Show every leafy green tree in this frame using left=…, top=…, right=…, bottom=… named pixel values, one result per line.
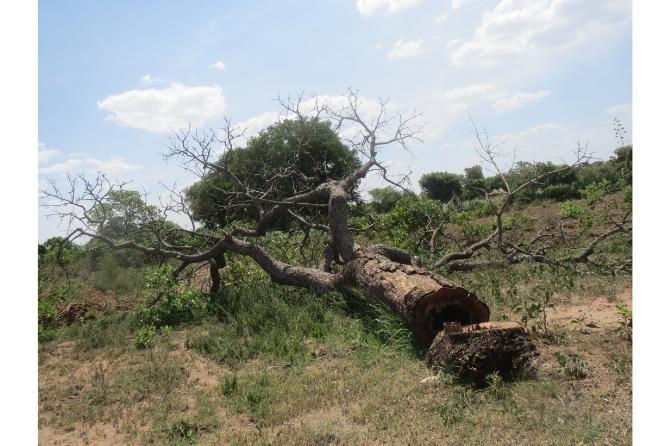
left=368, top=186, right=412, bottom=214
left=184, top=118, right=361, bottom=229
left=418, top=172, right=463, bottom=202
left=464, top=165, right=484, bottom=180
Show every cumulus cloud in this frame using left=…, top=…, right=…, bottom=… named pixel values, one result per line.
left=85, top=157, right=142, bottom=174
left=209, top=61, right=227, bottom=70
left=439, top=83, right=496, bottom=100
left=38, top=143, right=60, bottom=164
left=491, top=90, right=551, bottom=114
left=372, top=43, right=383, bottom=50
left=356, top=0, right=424, bottom=15
left=38, top=159, right=83, bottom=174
left=97, top=82, right=226, bottom=133
left=142, top=75, right=167, bottom=85
left=386, top=39, right=424, bottom=61
left=450, top=0, right=631, bottom=67
left=607, top=103, right=631, bottom=115
left=435, top=14, right=448, bottom=23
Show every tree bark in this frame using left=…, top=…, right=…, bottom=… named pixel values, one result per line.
left=335, top=246, right=490, bottom=346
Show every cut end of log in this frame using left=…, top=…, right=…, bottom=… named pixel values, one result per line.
left=425, top=321, right=538, bottom=387
left=413, top=287, right=490, bottom=345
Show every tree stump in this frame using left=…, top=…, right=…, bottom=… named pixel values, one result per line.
left=425, top=321, right=538, bottom=387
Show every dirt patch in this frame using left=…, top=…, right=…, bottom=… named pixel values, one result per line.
left=549, top=285, right=632, bottom=331
left=38, top=422, right=129, bottom=446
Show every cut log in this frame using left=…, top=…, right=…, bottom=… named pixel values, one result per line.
left=426, top=321, right=538, bottom=387
left=337, top=247, right=491, bottom=345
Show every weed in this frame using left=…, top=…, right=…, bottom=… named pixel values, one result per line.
left=614, top=304, right=632, bottom=340
left=570, top=315, right=599, bottom=333
left=133, top=324, right=156, bottom=349
left=554, top=350, right=587, bottom=380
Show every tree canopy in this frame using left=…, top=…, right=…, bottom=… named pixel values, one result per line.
left=184, top=118, right=361, bottom=230
left=418, top=172, right=463, bottom=202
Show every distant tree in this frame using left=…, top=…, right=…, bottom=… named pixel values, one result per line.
left=184, top=118, right=361, bottom=230
left=464, top=165, right=484, bottom=180
left=419, top=172, right=463, bottom=202
left=368, top=186, right=412, bottom=213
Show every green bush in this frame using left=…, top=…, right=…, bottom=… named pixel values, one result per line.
left=137, top=267, right=209, bottom=328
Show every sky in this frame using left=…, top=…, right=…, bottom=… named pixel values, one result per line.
left=37, top=0, right=632, bottom=243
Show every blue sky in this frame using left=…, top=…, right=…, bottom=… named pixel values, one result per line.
left=37, top=0, right=632, bottom=243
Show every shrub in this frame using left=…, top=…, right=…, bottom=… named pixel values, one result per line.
left=137, top=267, right=209, bottom=328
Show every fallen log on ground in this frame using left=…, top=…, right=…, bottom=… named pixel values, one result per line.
left=336, top=246, right=491, bottom=345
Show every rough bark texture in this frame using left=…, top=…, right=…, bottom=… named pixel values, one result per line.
left=426, top=321, right=538, bottom=387
left=337, top=247, right=491, bottom=345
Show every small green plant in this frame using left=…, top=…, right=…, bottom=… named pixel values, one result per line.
left=560, top=200, right=582, bottom=219
left=512, top=289, right=554, bottom=336
left=614, top=304, right=632, bottom=340
left=485, top=371, right=510, bottom=400
left=221, top=375, right=238, bottom=396
left=570, top=315, right=598, bottom=333
left=133, top=324, right=157, bottom=349
left=554, top=350, right=587, bottom=379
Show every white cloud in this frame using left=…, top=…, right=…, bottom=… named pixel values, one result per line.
left=451, top=0, right=474, bottom=10
left=85, top=157, right=142, bottom=174
left=445, top=39, right=462, bottom=49
left=38, top=143, right=60, bottom=163
left=491, top=90, right=551, bottom=114
left=440, top=83, right=496, bottom=100
left=38, top=159, right=83, bottom=174
left=372, top=43, right=383, bottom=50
left=356, top=0, right=424, bottom=15
left=97, top=82, right=226, bottom=133
left=435, top=14, right=448, bottom=23
left=142, top=74, right=166, bottom=85
left=386, top=39, right=424, bottom=61
left=450, top=0, right=631, bottom=67
left=607, top=103, right=631, bottom=115
left=209, top=61, right=227, bottom=70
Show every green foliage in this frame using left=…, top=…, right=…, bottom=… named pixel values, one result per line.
left=360, top=300, right=416, bottom=352
left=368, top=187, right=412, bottom=214
left=559, top=172, right=632, bottom=234
left=380, top=196, right=444, bottom=252
left=614, top=304, right=632, bottom=340
left=554, top=350, right=587, bottom=380
left=560, top=200, right=582, bottom=219
left=189, top=284, right=343, bottom=365
left=133, top=324, right=157, bottom=349
left=460, top=222, right=490, bottom=245
left=38, top=237, right=86, bottom=266
left=419, top=171, right=463, bottom=202
left=464, top=165, right=484, bottom=180
left=137, top=267, right=209, bottom=328
left=184, top=118, right=361, bottom=229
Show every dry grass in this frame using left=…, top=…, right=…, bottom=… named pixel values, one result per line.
left=38, top=279, right=631, bottom=445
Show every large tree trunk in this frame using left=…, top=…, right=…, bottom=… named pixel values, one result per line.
left=336, top=246, right=491, bottom=345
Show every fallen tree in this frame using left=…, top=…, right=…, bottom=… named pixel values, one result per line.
left=41, top=91, right=494, bottom=347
